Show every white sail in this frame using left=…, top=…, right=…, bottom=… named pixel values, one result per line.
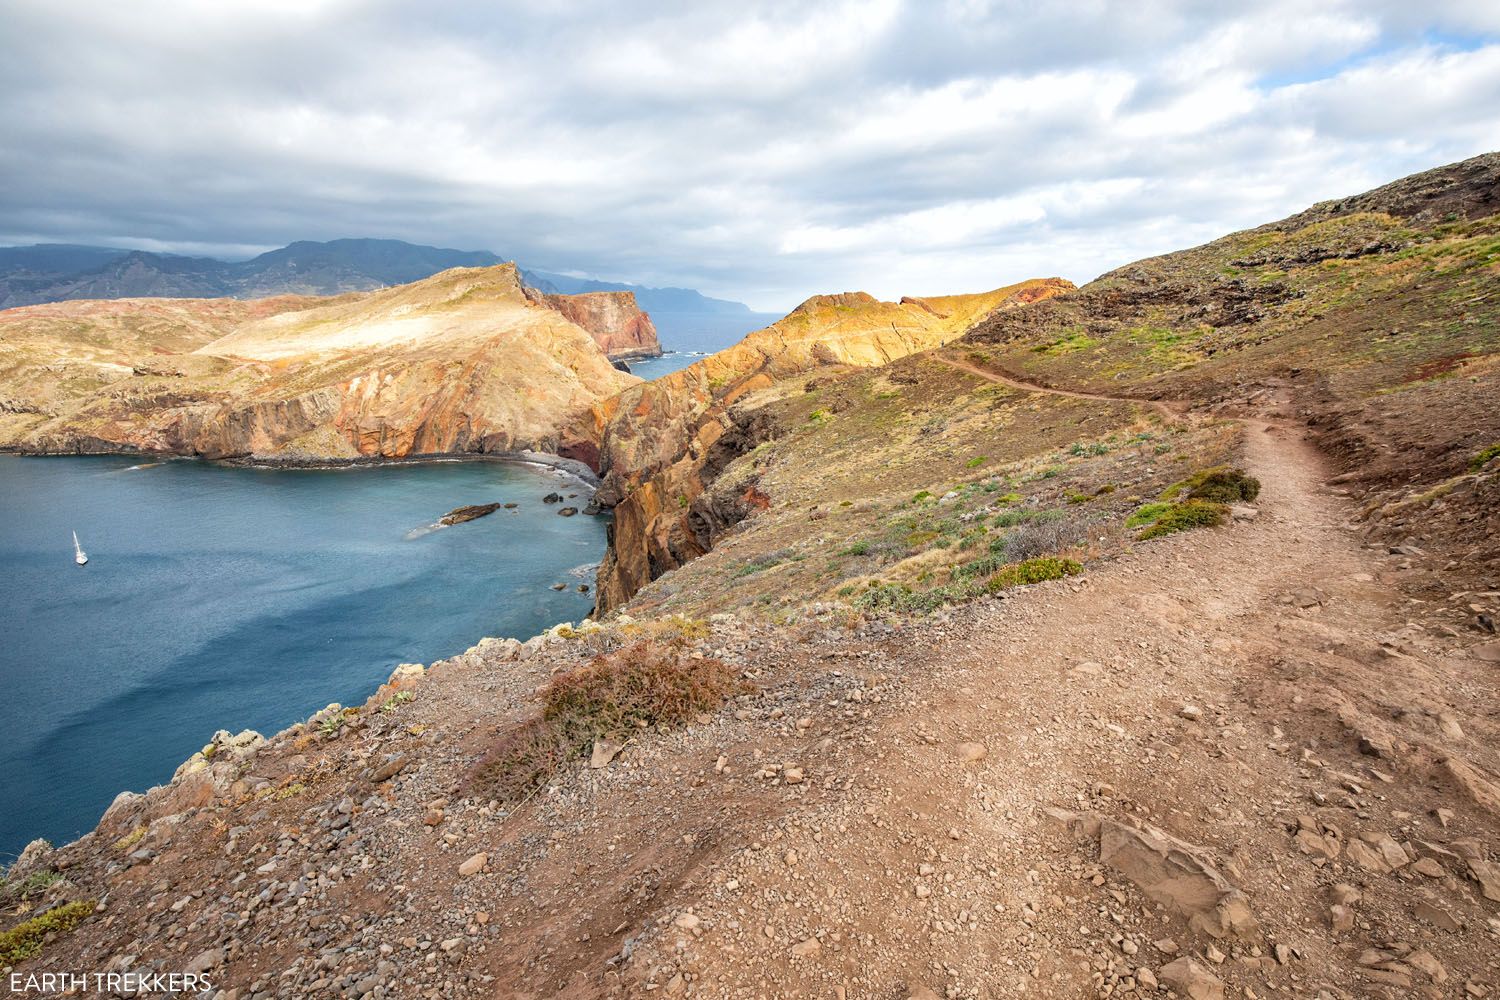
left=73, top=530, right=88, bottom=565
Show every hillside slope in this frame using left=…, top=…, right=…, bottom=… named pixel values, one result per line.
left=0, top=264, right=637, bottom=462
left=4, top=156, right=1500, bottom=1000
left=592, top=278, right=1074, bottom=609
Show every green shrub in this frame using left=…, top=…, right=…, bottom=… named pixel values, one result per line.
left=1470, top=442, right=1500, bottom=472
left=1136, top=499, right=1228, bottom=539
left=0, top=899, right=95, bottom=965
left=1162, top=466, right=1260, bottom=503
left=1126, top=501, right=1176, bottom=528
left=953, top=553, right=1007, bottom=579
left=841, top=540, right=870, bottom=556
left=1187, top=469, right=1261, bottom=503
left=853, top=580, right=981, bottom=614
left=985, top=557, right=1082, bottom=591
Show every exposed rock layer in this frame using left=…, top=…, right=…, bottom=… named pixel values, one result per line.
left=592, top=278, right=1074, bottom=609
left=530, top=289, right=662, bottom=360
left=0, top=264, right=636, bottom=463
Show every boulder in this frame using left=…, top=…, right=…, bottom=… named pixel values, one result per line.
left=1097, top=818, right=1259, bottom=939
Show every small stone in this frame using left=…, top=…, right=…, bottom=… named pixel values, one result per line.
left=1409, top=949, right=1448, bottom=983
left=790, top=937, right=821, bottom=958
left=590, top=739, right=625, bottom=769
left=1411, top=857, right=1445, bottom=878
left=1160, top=957, right=1224, bottom=1000
left=955, top=742, right=987, bottom=763
left=458, top=853, right=488, bottom=877
left=1469, top=859, right=1500, bottom=902
left=1179, top=705, right=1203, bottom=722
left=674, top=912, right=701, bottom=931
left=783, top=767, right=804, bottom=785
left=1413, top=899, right=1462, bottom=932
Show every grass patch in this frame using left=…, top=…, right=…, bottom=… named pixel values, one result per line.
left=1135, top=499, right=1229, bottom=540
left=852, top=580, right=983, bottom=615
left=467, top=642, right=739, bottom=802
left=1470, top=442, right=1500, bottom=471
left=1126, top=501, right=1175, bottom=528
left=965, top=456, right=987, bottom=469
left=0, top=870, right=60, bottom=903
left=1033, top=330, right=1099, bottom=355
left=0, top=899, right=96, bottom=966
left=985, top=557, right=1082, bottom=592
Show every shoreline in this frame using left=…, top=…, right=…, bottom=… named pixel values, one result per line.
left=0, top=451, right=610, bottom=862
left=0, top=446, right=604, bottom=489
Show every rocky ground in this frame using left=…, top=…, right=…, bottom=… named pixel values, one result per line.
left=6, top=374, right=1498, bottom=999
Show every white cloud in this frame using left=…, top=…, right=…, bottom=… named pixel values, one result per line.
left=0, top=0, right=1496, bottom=310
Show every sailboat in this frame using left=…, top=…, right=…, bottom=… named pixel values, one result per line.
left=73, top=530, right=88, bottom=566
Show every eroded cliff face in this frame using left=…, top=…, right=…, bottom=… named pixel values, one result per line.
left=531, top=289, right=662, bottom=360
left=0, top=264, right=637, bottom=464
left=592, top=277, right=1075, bottom=609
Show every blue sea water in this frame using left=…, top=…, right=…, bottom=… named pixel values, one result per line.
left=0, top=455, right=606, bottom=861
left=631, top=311, right=785, bottom=379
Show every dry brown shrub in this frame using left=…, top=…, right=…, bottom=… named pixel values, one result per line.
left=465, top=641, right=739, bottom=802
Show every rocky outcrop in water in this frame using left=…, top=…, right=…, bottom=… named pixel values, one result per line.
left=440, top=503, right=501, bottom=525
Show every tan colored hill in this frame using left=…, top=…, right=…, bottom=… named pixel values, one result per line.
left=591, top=277, right=1074, bottom=608
left=0, top=264, right=637, bottom=462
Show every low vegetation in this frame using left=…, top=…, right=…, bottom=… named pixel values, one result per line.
left=0, top=899, right=96, bottom=966
left=985, top=556, right=1082, bottom=591
left=467, top=641, right=740, bottom=802
left=1471, top=442, right=1500, bottom=471
left=1134, top=499, right=1229, bottom=539
left=0, top=869, right=61, bottom=903
left=1162, top=466, right=1261, bottom=503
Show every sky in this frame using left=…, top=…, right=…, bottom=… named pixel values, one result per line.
left=2, top=1, right=1499, bottom=311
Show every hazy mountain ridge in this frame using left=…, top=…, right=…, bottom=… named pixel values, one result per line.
left=0, top=239, right=763, bottom=324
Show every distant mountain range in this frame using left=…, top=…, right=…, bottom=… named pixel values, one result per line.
left=0, top=239, right=768, bottom=340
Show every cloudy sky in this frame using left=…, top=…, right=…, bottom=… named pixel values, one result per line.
left=2, top=1, right=1499, bottom=310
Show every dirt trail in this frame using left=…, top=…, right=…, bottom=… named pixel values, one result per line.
left=933, top=354, right=1181, bottom=420
left=626, top=387, right=1500, bottom=998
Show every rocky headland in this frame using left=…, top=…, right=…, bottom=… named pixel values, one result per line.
left=0, top=264, right=638, bottom=464
left=530, top=289, right=663, bottom=361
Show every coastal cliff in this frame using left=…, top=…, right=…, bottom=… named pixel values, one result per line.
left=590, top=277, right=1074, bottom=609
left=0, top=264, right=636, bottom=464
left=531, top=289, right=662, bottom=360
